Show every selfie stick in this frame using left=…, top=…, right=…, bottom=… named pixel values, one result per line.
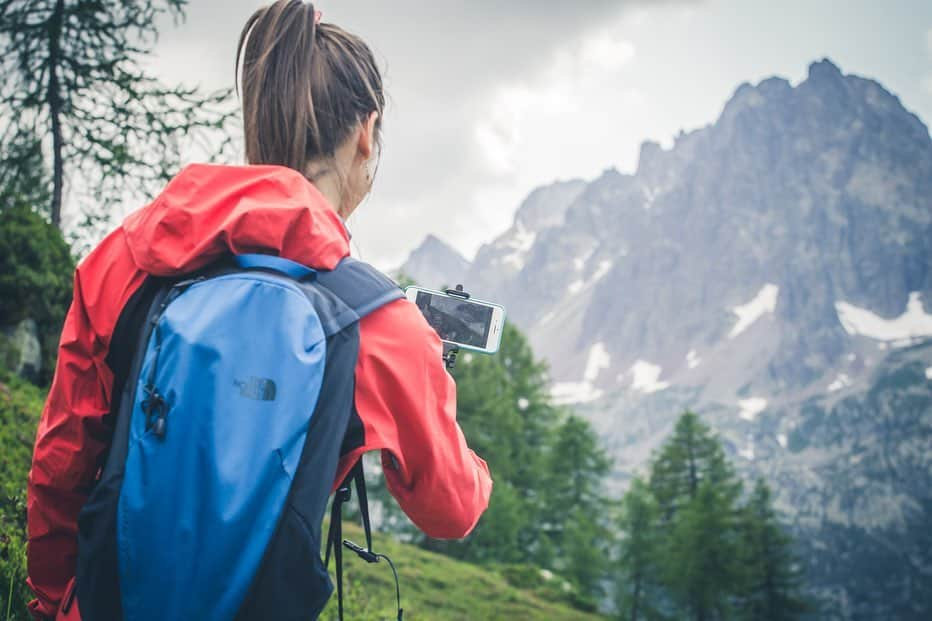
left=442, top=284, right=470, bottom=371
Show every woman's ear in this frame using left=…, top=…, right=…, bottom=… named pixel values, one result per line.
left=357, top=110, right=379, bottom=160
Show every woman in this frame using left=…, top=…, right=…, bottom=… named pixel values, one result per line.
left=26, top=2, right=492, bottom=619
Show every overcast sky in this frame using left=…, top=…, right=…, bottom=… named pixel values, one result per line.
left=145, top=0, right=932, bottom=270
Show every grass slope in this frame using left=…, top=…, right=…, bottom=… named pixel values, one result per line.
left=321, top=524, right=606, bottom=621
left=0, top=375, right=42, bottom=620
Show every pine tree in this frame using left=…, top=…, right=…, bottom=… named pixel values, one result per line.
left=544, top=415, right=611, bottom=515
left=736, top=479, right=809, bottom=621
left=615, top=477, right=663, bottom=621
left=0, top=0, right=235, bottom=228
left=665, top=480, right=741, bottom=621
left=649, top=412, right=741, bottom=520
left=541, top=415, right=612, bottom=600
left=648, top=412, right=743, bottom=621
left=563, top=507, right=609, bottom=610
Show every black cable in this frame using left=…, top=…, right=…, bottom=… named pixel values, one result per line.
left=376, top=553, right=403, bottom=621
left=343, top=541, right=404, bottom=620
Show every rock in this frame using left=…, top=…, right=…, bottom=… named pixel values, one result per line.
left=396, top=234, right=470, bottom=290
left=3, top=318, right=41, bottom=382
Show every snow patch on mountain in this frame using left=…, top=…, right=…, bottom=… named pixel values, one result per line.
left=926, top=367, right=932, bottom=380
left=550, top=343, right=611, bottom=404
left=738, top=434, right=756, bottom=460
left=584, top=342, right=611, bottom=382
left=835, top=292, right=932, bottom=342
left=628, top=360, right=669, bottom=393
left=567, top=259, right=613, bottom=295
left=551, top=382, right=603, bottom=404
left=686, top=349, right=701, bottom=369
left=642, top=184, right=661, bottom=209
left=827, top=373, right=852, bottom=392
left=573, top=246, right=597, bottom=271
left=593, top=259, right=612, bottom=280
left=777, top=433, right=788, bottom=449
left=728, top=284, right=779, bottom=338
left=500, top=225, right=537, bottom=270
left=738, top=397, right=768, bottom=421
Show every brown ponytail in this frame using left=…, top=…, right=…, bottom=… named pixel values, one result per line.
left=235, top=0, right=384, bottom=171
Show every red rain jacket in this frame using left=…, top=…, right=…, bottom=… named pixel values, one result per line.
left=26, top=164, right=492, bottom=620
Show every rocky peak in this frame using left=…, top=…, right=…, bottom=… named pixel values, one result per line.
left=513, top=179, right=586, bottom=232
left=806, top=57, right=844, bottom=83
left=397, top=234, right=470, bottom=289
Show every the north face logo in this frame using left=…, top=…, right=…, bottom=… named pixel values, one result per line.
left=234, top=377, right=277, bottom=401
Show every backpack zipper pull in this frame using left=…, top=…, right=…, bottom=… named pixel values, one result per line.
left=141, top=384, right=169, bottom=440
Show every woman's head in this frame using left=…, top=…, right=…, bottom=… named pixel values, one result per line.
left=236, top=0, right=384, bottom=218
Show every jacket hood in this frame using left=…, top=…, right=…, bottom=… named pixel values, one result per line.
left=122, top=163, right=350, bottom=276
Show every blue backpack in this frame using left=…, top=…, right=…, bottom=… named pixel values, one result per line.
left=74, top=253, right=403, bottom=620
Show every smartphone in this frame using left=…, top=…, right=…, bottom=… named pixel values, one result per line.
left=405, top=286, right=506, bottom=354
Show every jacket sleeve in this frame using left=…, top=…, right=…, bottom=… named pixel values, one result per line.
left=353, top=299, right=492, bottom=539
left=25, top=268, right=109, bottom=619
left=25, top=236, right=144, bottom=620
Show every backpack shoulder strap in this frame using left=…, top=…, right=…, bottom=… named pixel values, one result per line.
left=315, top=256, right=404, bottom=321
left=315, top=259, right=405, bottom=620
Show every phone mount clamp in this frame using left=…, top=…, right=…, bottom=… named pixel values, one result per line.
left=442, top=284, right=470, bottom=371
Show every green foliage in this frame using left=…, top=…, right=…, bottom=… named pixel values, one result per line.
left=394, top=272, right=417, bottom=289
left=319, top=523, right=606, bottom=621
left=614, top=413, right=808, bottom=621
left=0, top=0, right=236, bottom=229
left=649, top=412, right=741, bottom=520
left=735, top=480, right=810, bottom=620
left=0, top=133, right=50, bottom=219
left=0, top=374, right=46, bottom=620
left=372, top=324, right=613, bottom=606
left=0, top=202, right=74, bottom=384
left=614, top=478, right=663, bottom=621
left=664, top=481, right=740, bottom=620
left=649, top=413, right=742, bottom=621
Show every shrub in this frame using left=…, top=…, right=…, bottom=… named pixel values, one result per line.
left=0, top=204, right=74, bottom=384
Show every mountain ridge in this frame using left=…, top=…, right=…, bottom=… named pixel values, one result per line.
left=399, top=58, right=932, bottom=619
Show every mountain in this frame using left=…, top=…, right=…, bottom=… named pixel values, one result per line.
left=408, top=59, right=932, bottom=619
left=396, top=234, right=470, bottom=289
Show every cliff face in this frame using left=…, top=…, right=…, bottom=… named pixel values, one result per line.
left=402, top=59, right=932, bottom=618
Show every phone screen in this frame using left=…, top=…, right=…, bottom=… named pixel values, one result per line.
left=415, top=292, right=493, bottom=348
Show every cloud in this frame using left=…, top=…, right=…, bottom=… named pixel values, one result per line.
left=473, top=31, right=641, bottom=180
left=140, top=0, right=701, bottom=267
left=922, top=28, right=932, bottom=96
left=452, top=27, right=647, bottom=255
left=922, top=75, right=932, bottom=95
left=580, top=32, right=637, bottom=72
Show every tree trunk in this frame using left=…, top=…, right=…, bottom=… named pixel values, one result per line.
left=630, top=575, right=641, bottom=621
left=687, top=436, right=698, bottom=498
left=47, top=0, right=65, bottom=228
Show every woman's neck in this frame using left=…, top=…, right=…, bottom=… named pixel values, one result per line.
left=307, top=167, right=347, bottom=219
